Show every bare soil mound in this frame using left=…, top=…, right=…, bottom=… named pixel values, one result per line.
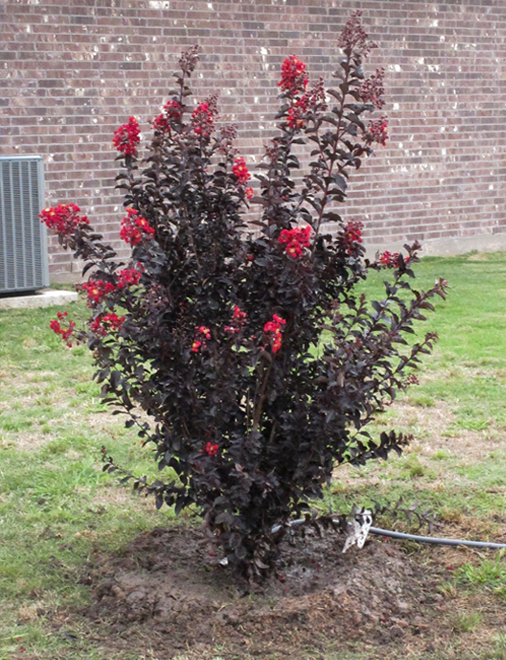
left=82, top=523, right=449, bottom=659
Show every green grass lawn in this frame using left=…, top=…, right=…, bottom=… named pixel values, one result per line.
left=0, top=299, right=174, bottom=659
left=324, top=253, right=506, bottom=529
left=1, top=250, right=506, bottom=659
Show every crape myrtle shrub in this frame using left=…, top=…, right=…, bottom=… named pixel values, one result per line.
left=43, top=12, right=447, bottom=576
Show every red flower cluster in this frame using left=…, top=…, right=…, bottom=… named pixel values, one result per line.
left=233, top=305, right=246, bottom=323
left=405, top=373, right=419, bottom=386
left=245, top=187, right=254, bottom=200
left=308, top=78, right=327, bottom=110
left=287, top=96, right=308, bottom=129
left=192, top=102, right=214, bottom=137
left=49, top=311, right=76, bottom=347
left=279, top=55, right=308, bottom=95
left=278, top=225, right=311, bottom=259
left=152, top=116, right=169, bottom=133
left=120, top=208, right=155, bottom=246
left=117, top=267, right=142, bottom=289
left=264, top=314, right=286, bottom=353
left=152, top=99, right=183, bottom=133
left=380, top=251, right=409, bottom=268
left=345, top=221, right=363, bottom=243
left=191, top=325, right=211, bottom=353
left=359, top=68, right=385, bottom=110
left=82, top=279, right=116, bottom=306
left=341, top=220, right=363, bottom=254
left=90, top=313, right=125, bottom=336
left=365, top=117, right=388, bottom=146
left=112, top=116, right=140, bottom=156
left=39, top=204, right=89, bottom=235
left=232, top=157, right=251, bottom=185
left=205, top=442, right=219, bottom=456
left=225, top=305, right=247, bottom=334
left=286, top=78, right=327, bottom=130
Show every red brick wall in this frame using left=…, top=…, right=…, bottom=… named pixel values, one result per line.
left=2, top=0, right=506, bottom=279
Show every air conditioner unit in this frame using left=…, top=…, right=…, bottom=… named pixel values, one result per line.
left=0, top=155, right=49, bottom=295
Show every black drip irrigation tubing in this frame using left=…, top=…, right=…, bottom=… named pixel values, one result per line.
left=369, top=526, right=506, bottom=550
left=272, top=519, right=506, bottom=550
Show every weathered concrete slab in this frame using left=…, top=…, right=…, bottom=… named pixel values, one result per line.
left=0, top=288, right=78, bottom=310
left=366, top=232, right=506, bottom=259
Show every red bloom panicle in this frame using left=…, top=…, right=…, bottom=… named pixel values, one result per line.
left=163, top=99, right=183, bottom=121
left=205, top=442, right=219, bottom=456
left=278, top=225, right=311, bottom=259
left=120, top=208, right=155, bottom=246
left=89, top=317, right=102, bottom=336
left=380, top=251, right=391, bottom=267
left=232, top=157, right=251, bottom=185
left=192, top=100, right=215, bottom=138
left=198, top=325, right=211, bottom=339
left=217, top=124, right=238, bottom=155
left=287, top=104, right=305, bottom=130
left=112, top=116, right=140, bottom=156
left=103, top=313, right=125, bottom=332
left=264, top=314, right=286, bottom=354
left=359, top=68, right=385, bottom=110
left=279, top=55, right=308, bottom=95
left=286, top=79, right=327, bottom=130
left=338, top=10, right=377, bottom=57
left=346, top=221, right=363, bottom=243
left=179, top=44, right=200, bottom=75
left=225, top=306, right=247, bottom=335
left=152, top=114, right=170, bottom=133
left=341, top=220, right=363, bottom=254
left=233, top=306, right=247, bottom=324
left=90, top=313, right=125, bottom=337
left=286, top=242, right=302, bottom=259
left=152, top=99, right=182, bottom=134
left=50, top=311, right=76, bottom=347
left=287, top=96, right=309, bottom=130
left=191, top=325, right=211, bottom=353
left=365, top=117, right=388, bottom=146
left=245, top=187, right=254, bottom=200
left=380, top=251, right=409, bottom=269
left=82, top=279, right=116, bottom=306
left=39, top=204, right=89, bottom=235
left=117, top=267, right=142, bottom=289
left=307, top=78, right=327, bottom=113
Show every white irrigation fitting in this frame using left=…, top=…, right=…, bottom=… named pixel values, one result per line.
left=272, top=515, right=374, bottom=554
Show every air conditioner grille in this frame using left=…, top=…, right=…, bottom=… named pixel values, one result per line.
left=0, top=156, right=49, bottom=294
